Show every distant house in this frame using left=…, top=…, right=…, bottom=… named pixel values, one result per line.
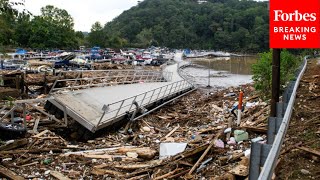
left=197, top=0, right=207, bottom=4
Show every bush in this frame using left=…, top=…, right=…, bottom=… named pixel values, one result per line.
left=252, top=49, right=300, bottom=97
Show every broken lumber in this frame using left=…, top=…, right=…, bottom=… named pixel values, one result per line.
left=0, top=166, right=24, bottom=180
left=242, top=105, right=269, bottom=123
left=50, top=171, right=71, bottom=180
left=114, top=159, right=163, bottom=170
left=0, top=139, right=28, bottom=151
left=32, top=129, right=49, bottom=138
left=154, top=168, right=183, bottom=180
left=91, top=168, right=124, bottom=177
left=0, top=148, right=62, bottom=155
left=218, top=152, right=245, bottom=165
left=163, top=126, right=179, bottom=139
left=167, top=169, right=189, bottom=179
left=63, top=146, right=136, bottom=156
left=127, top=174, right=149, bottom=180
left=173, top=143, right=209, bottom=161
left=188, top=129, right=224, bottom=175
left=117, top=147, right=156, bottom=159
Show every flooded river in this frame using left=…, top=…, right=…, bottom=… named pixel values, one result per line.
left=183, top=56, right=257, bottom=89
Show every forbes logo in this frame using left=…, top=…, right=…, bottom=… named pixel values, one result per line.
left=274, top=10, right=317, bottom=22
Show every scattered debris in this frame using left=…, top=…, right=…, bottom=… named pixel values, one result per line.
left=159, top=143, right=188, bottom=159
left=0, top=83, right=269, bottom=179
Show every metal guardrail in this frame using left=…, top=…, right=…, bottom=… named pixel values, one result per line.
left=95, top=80, right=193, bottom=129
left=49, top=70, right=173, bottom=93
left=255, top=57, right=308, bottom=180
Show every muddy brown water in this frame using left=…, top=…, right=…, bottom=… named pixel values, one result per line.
left=183, top=56, right=258, bottom=88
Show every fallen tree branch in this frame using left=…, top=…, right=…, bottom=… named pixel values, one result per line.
left=296, top=146, right=320, bottom=157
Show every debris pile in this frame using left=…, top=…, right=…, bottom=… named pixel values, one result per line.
left=0, top=84, right=271, bottom=179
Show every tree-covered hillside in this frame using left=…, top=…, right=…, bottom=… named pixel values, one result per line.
left=102, top=0, right=269, bottom=52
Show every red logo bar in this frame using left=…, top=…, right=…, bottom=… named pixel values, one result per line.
left=270, top=0, right=320, bottom=48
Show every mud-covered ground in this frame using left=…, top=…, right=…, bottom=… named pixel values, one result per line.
left=277, top=58, right=320, bottom=179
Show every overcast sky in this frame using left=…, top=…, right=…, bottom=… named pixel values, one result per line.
left=21, top=0, right=139, bottom=32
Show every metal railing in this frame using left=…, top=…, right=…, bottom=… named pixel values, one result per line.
left=49, top=70, right=173, bottom=93
left=255, top=57, right=308, bottom=180
left=178, top=61, right=197, bottom=85
left=95, top=80, right=193, bottom=129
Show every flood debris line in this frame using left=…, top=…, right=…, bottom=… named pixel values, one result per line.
left=0, top=83, right=271, bottom=179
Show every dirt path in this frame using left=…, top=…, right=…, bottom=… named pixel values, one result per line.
left=277, top=58, right=320, bottom=179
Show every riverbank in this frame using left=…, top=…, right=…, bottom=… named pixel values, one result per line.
left=277, top=58, right=320, bottom=179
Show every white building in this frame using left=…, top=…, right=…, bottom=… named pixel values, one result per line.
left=198, top=0, right=208, bottom=4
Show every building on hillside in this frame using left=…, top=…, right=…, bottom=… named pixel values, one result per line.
left=198, top=0, right=208, bottom=4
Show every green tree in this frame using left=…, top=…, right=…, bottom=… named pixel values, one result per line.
left=88, top=22, right=106, bottom=47
left=136, top=28, right=153, bottom=47
left=29, top=5, right=77, bottom=49
left=103, top=0, right=270, bottom=51
left=252, top=50, right=301, bottom=97
left=0, top=0, right=26, bottom=47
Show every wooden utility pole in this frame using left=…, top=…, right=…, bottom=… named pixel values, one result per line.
left=270, top=48, right=281, bottom=117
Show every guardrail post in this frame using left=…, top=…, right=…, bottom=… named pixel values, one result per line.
left=276, top=102, right=284, bottom=118
left=267, top=117, right=284, bottom=144
left=267, top=117, right=276, bottom=144
left=249, top=143, right=272, bottom=180
left=249, top=142, right=262, bottom=180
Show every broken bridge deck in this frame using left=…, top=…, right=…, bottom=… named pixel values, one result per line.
left=49, top=62, right=195, bottom=132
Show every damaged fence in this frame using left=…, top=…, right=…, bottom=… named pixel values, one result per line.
left=249, top=56, right=309, bottom=180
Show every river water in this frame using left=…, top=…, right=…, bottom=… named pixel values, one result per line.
left=183, top=56, right=257, bottom=89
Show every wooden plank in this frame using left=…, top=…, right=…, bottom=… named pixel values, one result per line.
left=0, top=139, right=28, bottom=151
left=0, top=166, right=24, bottom=180
left=91, top=168, right=124, bottom=177
left=32, top=129, right=49, bottom=138
left=50, top=171, right=71, bottom=180
left=163, top=126, right=179, bottom=139
left=154, top=168, right=183, bottom=180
